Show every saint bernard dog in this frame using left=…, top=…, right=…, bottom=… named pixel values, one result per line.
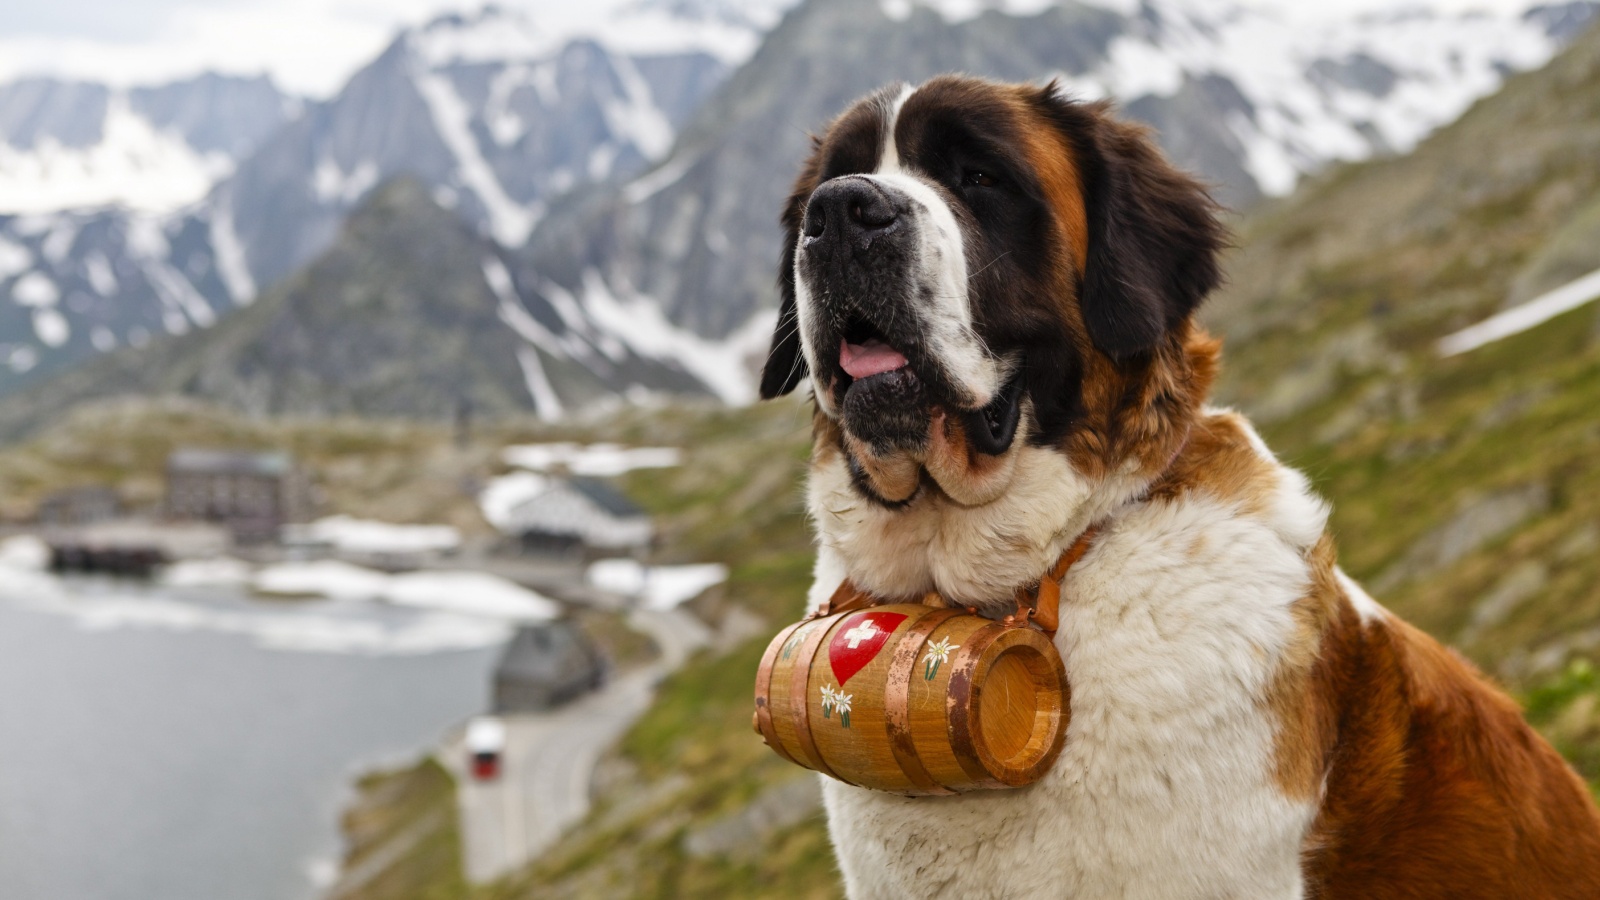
left=758, top=75, right=1600, bottom=898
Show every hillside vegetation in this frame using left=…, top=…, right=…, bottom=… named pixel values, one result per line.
left=6, top=22, right=1599, bottom=900
left=481, top=22, right=1600, bottom=899
left=1206, top=20, right=1600, bottom=692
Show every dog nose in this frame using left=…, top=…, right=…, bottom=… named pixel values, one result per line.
left=802, top=177, right=899, bottom=245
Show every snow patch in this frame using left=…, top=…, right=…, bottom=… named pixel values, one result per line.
left=501, top=442, right=682, bottom=477
left=32, top=307, right=70, bottom=347
left=6, top=346, right=39, bottom=372
left=409, top=58, right=537, bottom=245
left=85, top=251, right=119, bottom=296
left=577, top=269, right=759, bottom=403
left=478, top=471, right=549, bottom=531
left=142, top=256, right=216, bottom=329
left=0, top=92, right=233, bottom=214
left=0, top=235, right=30, bottom=280
left=41, top=219, right=79, bottom=264
left=484, top=64, right=533, bottom=146
left=514, top=345, right=566, bottom=421
left=161, top=557, right=254, bottom=588
left=291, top=515, right=462, bottom=555
left=622, top=153, right=697, bottom=205
left=254, top=559, right=558, bottom=622
left=255, top=559, right=391, bottom=600
left=602, top=54, right=674, bottom=160
left=1017, top=0, right=1573, bottom=196
left=208, top=191, right=256, bottom=304
left=384, top=571, right=560, bottom=621
left=485, top=257, right=563, bottom=356
left=312, top=157, right=380, bottom=205
left=1438, top=267, right=1600, bottom=357
left=409, top=2, right=795, bottom=70
left=0, top=535, right=49, bottom=570
left=586, top=559, right=728, bottom=611
left=11, top=272, right=59, bottom=307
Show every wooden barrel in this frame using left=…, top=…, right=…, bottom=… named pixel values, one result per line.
left=753, top=604, right=1069, bottom=795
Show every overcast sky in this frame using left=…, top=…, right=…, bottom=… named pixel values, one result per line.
left=0, top=0, right=1546, bottom=98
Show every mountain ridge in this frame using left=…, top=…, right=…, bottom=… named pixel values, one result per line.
left=2, top=0, right=1595, bottom=424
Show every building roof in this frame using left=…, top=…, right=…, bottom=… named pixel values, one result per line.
left=567, top=478, right=644, bottom=518
left=41, top=485, right=119, bottom=502
left=168, top=448, right=293, bottom=476
left=495, top=621, right=602, bottom=685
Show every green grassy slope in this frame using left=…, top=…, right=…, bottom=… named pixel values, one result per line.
left=8, top=24, right=1600, bottom=899
left=1205, top=23, right=1600, bottom=703
left=492, top=24, right=1600, bottom=899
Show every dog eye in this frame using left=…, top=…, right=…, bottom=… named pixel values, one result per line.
left=962, top=169, right=997, bottom=188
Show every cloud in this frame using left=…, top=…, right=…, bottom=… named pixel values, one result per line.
left=0, top=0, right=452, bottom=97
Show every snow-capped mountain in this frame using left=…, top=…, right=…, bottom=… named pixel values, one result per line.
left=516, top=0, right=1598, bottom=408
left=0, top=73, right=295, bottom=388
left=0, top=2, right=771, bottom=400
left=1044, top=0, right=1600, bottom=194
left=1, top=0, right=1596, bottom=422
left=224, top=3, right=776, bottom=289
left=0, top=73, right=296, bottom=215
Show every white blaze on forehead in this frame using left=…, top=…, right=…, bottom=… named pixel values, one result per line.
left=869, top=81, right=999, bottom=406
left=867, top=169, right=998, bottom=405
left=877, top=83, right=914, bottom=174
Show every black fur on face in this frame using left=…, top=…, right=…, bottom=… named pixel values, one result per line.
left=758, top=86, right=892, bottom=401
left=761, top=77, right=1225, bottom=481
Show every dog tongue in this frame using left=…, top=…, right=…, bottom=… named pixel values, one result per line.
left=840, top=339, right=908, bottom=378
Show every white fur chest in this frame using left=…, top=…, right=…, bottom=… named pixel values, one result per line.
left=818, top=490, right=1324, bottom=899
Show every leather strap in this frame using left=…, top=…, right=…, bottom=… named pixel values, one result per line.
left=1008, top=525, right=1098, bottom=637
left=811, top=578, right=876, bottom=618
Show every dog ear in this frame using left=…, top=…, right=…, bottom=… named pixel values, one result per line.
left=1048, top=95, right=1226, bottom=361
left=759, top=139, right=825, bottom=399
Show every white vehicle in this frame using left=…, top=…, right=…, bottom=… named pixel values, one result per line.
left=465, top=716, right=507, bottom=780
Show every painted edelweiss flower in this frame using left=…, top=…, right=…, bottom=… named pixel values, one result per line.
left=820, top=685, right=853, bottom=726
left=833, top=689, right=853, bottom=727
left=924, top=637, right=960, bottom=680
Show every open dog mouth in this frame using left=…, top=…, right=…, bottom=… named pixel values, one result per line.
left=833, top=315, right=1022, bottom=457
left=839, top=316, right=909, bottom=380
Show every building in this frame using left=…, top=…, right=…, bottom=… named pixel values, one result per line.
left=492, top=621, right=606, bottom=712
left=165, top=449, right=312, bottom=541
left=501, top=477, right=652, bottom=559
left=35, top=485, right=120, bottom=526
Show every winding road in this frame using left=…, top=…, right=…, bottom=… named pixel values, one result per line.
left=446, top=607, right=712, bottom=883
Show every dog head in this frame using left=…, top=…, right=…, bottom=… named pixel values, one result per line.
left=761, top=76, right=1224, bottom=513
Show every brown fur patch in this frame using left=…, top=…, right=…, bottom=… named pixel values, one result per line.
left=842, top=431, right=922, bottom=503
left=1265, top=553, right=1600, bottom=895
left=1147, top=403, right=1277, bottom=515
left=1266, top=535, right=1347, bottom=801
left=1009, top=86, right=1090, bottom=273
left=921, top=409, right=1024, bottom=505
left=1058, top=321, right=1221, bottom=484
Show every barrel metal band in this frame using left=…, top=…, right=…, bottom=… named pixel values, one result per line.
left=755, top=619, right=807, bottom=766
left=883, top=608, right=964, bottom=795
left=788, top=617, right=851, bottom=784
left=944, top=623, right=1010, bottom=789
